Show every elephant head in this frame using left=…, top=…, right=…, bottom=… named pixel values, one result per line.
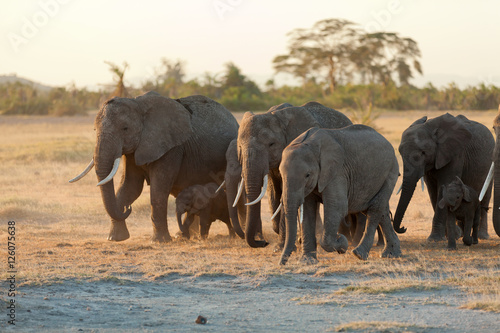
left=438, top=176, right=475, bottom=245
left=70, top=91, right=193, bottom=228
left=393, top=113, right=472, bottom=233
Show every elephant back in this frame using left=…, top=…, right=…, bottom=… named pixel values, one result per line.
left=300, top=101, right=353, bottom=129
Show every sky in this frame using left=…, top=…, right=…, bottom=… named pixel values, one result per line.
left=1, top=0, right=499, bottom=90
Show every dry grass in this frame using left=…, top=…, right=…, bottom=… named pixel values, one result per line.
left=0, top=110, right=499, bottom=312
left=333, top=321, right=429, bottom=332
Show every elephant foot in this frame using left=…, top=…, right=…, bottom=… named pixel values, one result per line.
left=107, top=221, right=130, bottom=242
left=446, top=245, right=457, bottom=251
left=320, top=234, right=348, bottom=254
left=299, top=253, right=318, bottom=265
left=478, top=231, right=489, bottom=240
left=151, top=231, right=172, bottom=243
left=381, top=246, right=402, bottom=258
left=174, top=231, right=190, bottom=240
left=427, top=233, right=446, bottom=242
left=278, top=254, right=290, bottom=266
left=352, top=247, right=369, bottom=261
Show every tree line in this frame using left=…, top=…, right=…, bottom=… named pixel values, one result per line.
left=1, top=18, right=499, bottom=116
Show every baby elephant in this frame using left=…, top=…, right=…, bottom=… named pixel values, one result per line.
left=438, top=176, right=480, bottom=249
left=279, top=125, right=401, bottom=265
left=176, top=183, right=235, bottom=239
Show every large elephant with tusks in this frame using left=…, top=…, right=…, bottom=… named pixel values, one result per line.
left=70, top=91, right=238, bottom=242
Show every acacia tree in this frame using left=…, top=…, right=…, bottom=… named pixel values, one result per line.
left=273, top=18, right=423, bottom=92
left=273, top=18, right=359, bottom=93
left=353, top=32, right=422, bottom=86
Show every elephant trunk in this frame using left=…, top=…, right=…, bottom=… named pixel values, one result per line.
left=94, top=140, right=131, bottom=221
left=176, top=211, right=185, bottom=235
left=242, top=151, right=269, bottom=248
left=279, top=202, right=299, bottom=265
left=393, top=176, right=418, bottom=233
left=493, top=157, right=500, bottom=236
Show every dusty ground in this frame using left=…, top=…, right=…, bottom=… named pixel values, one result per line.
left=1, top=109, right=499, bottom=332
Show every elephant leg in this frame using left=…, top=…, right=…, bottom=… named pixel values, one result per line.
left=182, top=214, right=195, bottom=239
left=149, top=153, right=182, bottom=243
left=338, top=215, right=352, bottom=241
left=375, top=225, right=385, bottom=246
left=478, top=206, right=490, bottom=239
left=108, top=157, right=145, bottom=241
left=300, top=196, right=319, bottom=264
left=199, top=211, right=211, bottom=239
left=352, top=213, right=366, bottom=247
left=319, top=185, right=348, bottom=254
left=472, top=207, right=481, bottom=244
left=426, top=178, right=447, bottom=241
left=268, top=171, right=283, bottom=235
left=446, top=211, right=457, bottom=250
left=379, top=207, right=402, bottom=258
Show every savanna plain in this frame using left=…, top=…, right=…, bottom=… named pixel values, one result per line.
left=1, top=110, right=499, bottom=332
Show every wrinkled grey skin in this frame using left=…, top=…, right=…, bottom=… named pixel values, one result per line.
left=393, top=113, right=494, bottom=241
left=237, top=102, right=352, bottom=248
left=490, top=106, right=500, bottom=237
left=279, top=126, right=401, bottom=265
left=438, top=177, right=480, bottom=249
left=223, top=139, right=247, bottom=239
left=75, top=92, right=238, bottom=243
left=176, top=183, right=235, bottom=239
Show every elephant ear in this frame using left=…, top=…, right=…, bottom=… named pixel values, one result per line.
left=438, top=185, right=447, bottom=209
left=410, top=116, right=427, bottom=127
left=456, top=177, right=473, bottom=203
left=432, top=113, right=472, bottom=170
left=134, top=93, right=193, bottom=166
left=273, top=106, right=320, bottom=142
left=317, top=132, right=344, bottom=193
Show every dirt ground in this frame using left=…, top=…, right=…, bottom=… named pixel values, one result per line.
left=1, top=109, right=499, bottom=332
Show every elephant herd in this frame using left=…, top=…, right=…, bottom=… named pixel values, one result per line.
left=70, top=92, right=500, bottom=265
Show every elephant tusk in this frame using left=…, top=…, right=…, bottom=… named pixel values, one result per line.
left=271, top=202, right=282, bottom=221
left=69, top=159, right=94, bottom=183
left=299, top=204, right=304, bottom=224
left=216, top=180, right=226, bottom=193
left=479, top=162, right=494, bottom=201
left=421, top=177, right=425, bottom=192
left=97, top=157, right=121, bottom=186
left=246, top=175, right=268, bottom=206
left=232, top=179, right=244, bottom=207
left=396, top=183, right=402, bottom=195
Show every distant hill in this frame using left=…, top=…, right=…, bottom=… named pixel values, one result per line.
left=0, top=74, right=53, bottom=93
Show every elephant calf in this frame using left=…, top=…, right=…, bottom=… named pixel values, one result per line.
left=438, top=177, right=480, bottom=249
left=279, top=125, right=402, bottom=265
left=176, top=183, right=235, bottom=239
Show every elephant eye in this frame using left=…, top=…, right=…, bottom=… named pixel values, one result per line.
left=123, top=127, right=128, bottom=131
left=305, top=173, right=310, bottom=178
left=269, top=142, right=275, bottom=147
left=421, top=151, right=426, bottom=155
